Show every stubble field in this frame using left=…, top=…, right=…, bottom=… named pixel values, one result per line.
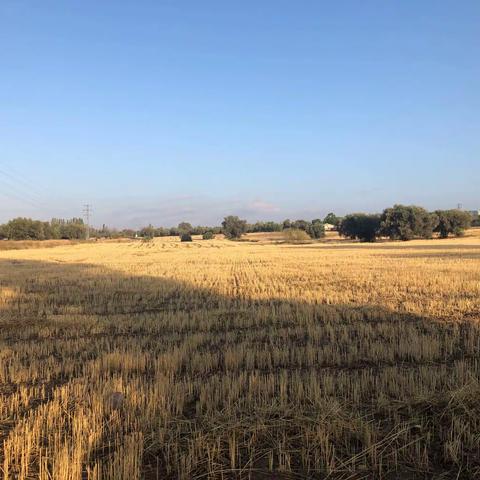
left=1, top=231, right=480, bottom=479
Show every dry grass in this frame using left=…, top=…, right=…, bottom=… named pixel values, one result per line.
left=0, top=239, right=82, bottom=251
left=1, top=231, right=480, bottom=479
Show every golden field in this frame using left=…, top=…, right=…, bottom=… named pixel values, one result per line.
left=1, top=231, right=480, bottom=479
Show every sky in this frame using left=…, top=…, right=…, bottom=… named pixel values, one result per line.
left=1, top=1, right=479, bottom=228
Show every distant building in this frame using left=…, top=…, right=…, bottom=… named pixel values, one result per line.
left=324, top=223, right=336, bottom=231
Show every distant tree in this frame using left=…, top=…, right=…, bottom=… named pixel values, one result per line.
left=339, top=214, right=381, bottom=242
left=222, top=216, right=247, bottom=239
left=248, top=221, right=282, bottom=233
left=119, top=229, right=136, bottom=238
left=139, top=224, right=155, bottom=239
left=59, top=222, right=86, bottom=240
left=42, top=222, right=55, bottom=240
left=292, top=220, right=309, bottom=231
left=192, top=225, right=209, bottom=235
left=324, top=212, right=341, bottom=227
left=307, top=219, right=325, bottom=239
left=0, top=223, right=7, bottom=239
left=178, top=222, right=193, bottom=234
left=154, top=227, right=170, bottom=237
left=282, top=228, right=311, bottom=244
left=3, top=218, right=46, bottom=240
left=380, top=205, right=438, bottom=241
left=282, top=219, right=292, bottom=230
left=180, top=232, right=192, bottom=242
left=434, top=210, right=472, bottom=238
left=202, top=231, right=215, bottom=240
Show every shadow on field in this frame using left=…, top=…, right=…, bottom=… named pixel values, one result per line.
left=1, top=257, right=480, bottom=480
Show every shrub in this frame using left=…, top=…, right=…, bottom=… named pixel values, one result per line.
left=339, top=214, right=381, bottom=242
left=180, top=233, right=192, bottom=242
left=282, top=228, right=311, bottom=244
left=202, top=231, right=215, bottom=240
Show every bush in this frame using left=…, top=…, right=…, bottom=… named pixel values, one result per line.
left=339, top=214, right=381, bottom=242
left=380, top=205, right=437, bottom=241
left=180, top=233, right=192, bottom=242
left=202, top=231, right=215, bottom=240
left=222, top=216, right=247, bottom=239
left=434, top=210, right=472, bottom=238
left=282, top=229, right=311, bottom=244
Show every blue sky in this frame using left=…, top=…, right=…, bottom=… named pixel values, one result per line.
left=1, top=1, right=479, bottom=228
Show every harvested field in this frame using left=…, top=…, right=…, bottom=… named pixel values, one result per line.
left=1, top=232, right=480, bottom=479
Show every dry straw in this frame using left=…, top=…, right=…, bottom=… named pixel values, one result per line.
left=1, top=231, right=480, bottom=478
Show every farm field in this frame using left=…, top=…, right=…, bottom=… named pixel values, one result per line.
left=1, top=232, right=480, bottom=479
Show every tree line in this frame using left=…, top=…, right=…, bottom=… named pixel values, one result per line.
left=0, top=206, right=475, bottom=242
left=0, top=217, right=88, bottom=240
left=140, top=206, right=474, bottom=243
left=338, top=205, right=473, bottom=242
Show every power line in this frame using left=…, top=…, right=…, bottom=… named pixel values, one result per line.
left=0, top=165, right=45, bottom=198
left=0, top=180, right=44, bottom=207
left=83, top=204, right=92, bottom=240
left=0, top=180, right=41, bottom=208
left=0, top=165, right=49, bottom=208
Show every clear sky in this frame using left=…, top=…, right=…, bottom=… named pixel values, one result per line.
left=1, top=1, right=479, bottom=228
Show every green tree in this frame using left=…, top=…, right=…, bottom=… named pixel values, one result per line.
left=249, top=221, right=282, bottom=233
left=323, top=212, right=341, bottom=226
left=60, top=222, right=86, bottom=239
left=180, top=232, right=192, bottom=242
left=434, top=210, right=472, bottom=238
left=292, top=220, right=309, bottom=231
left=222, top=216, right=247, bottom=239
left=178, top=222, right=193, bottom=234
left=3, top=218, right=45, bottom=240
left=307, top=219, right=325, bottom=239
left=380, top=205, right=438, bottom=241
left=339, top=214, right=381, bottom=242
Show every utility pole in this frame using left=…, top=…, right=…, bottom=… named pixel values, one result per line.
left=83, top=204, right=92, bottom=240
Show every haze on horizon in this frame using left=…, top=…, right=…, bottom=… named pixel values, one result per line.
left=1, top=1, right=479, bottom=229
